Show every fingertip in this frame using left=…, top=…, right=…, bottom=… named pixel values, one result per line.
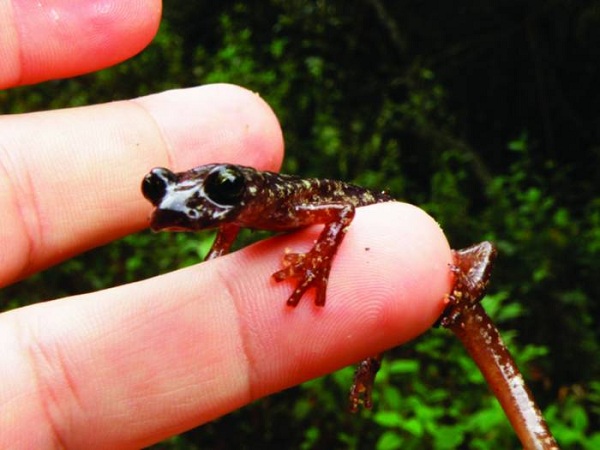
left=334, top=202, right=453, bottom=341
left=3, top=0, right=162, bottom=87
left=229, top=201, right=453, bottom=395
left=136, top=84, right=284, bottom=172
left=0, top=83, right=283, bottom=285
left=0, top=201, right=451, bottom=444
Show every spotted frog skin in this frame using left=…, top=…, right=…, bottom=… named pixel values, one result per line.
left=142, top=163, right=393, bottom=306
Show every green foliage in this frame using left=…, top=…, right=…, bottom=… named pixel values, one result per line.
left=2, top=0, right=600, bottom=448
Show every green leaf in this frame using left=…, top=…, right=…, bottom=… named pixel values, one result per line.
left=376, top=431, right=404, bottom=450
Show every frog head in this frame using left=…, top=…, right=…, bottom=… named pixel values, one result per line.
left=142, top=164, right=247, bottom=231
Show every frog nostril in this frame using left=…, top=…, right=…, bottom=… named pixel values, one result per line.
left=187, top=208, right=200, bottom=219
left=142, top=168, right=176, bottom=205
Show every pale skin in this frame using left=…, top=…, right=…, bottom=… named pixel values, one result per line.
left=0, top=1, right=453, bottom=448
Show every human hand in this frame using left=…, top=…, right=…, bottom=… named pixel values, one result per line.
left=0, top=2, right=452, bottom=448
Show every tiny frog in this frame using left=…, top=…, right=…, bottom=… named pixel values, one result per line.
left=142, top=164, right=393, bottom=307
left=141, top=165, right=511, bottom=418
left=142, top=163, right=395, bottom=410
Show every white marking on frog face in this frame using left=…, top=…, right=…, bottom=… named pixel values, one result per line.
left=159, top=181, right=202, bottom=212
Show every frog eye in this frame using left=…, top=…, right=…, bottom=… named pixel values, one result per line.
left=142, top=167, right=176, bottom=206
left=204, top=166, right=246, bottom=206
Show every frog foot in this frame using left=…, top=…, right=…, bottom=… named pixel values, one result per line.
left=272, top=251, right=333, bottom=307
left=349, top=354, right=382, bottom=412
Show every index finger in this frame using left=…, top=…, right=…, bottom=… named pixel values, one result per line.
left=0, top=201, right=452, bottom=448
left=0, top=0, right=162, bottom=88
left=0, top=84, right=284, bottom=286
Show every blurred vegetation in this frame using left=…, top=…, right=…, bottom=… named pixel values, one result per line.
left=2, top=1, right=600, bottom=448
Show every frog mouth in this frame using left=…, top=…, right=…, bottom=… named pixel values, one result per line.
left=149, top=208, right=197, bottom=232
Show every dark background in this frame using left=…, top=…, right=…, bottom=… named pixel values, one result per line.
left=2, top=1, right=599, bottom=448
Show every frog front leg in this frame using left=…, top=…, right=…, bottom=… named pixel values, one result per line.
left=272, top=203, right=356, bottom=306
left=205, top=223, right=241, bottom=260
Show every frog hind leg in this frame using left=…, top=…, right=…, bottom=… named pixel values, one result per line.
left=349, top=354, right=382, bottom=412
